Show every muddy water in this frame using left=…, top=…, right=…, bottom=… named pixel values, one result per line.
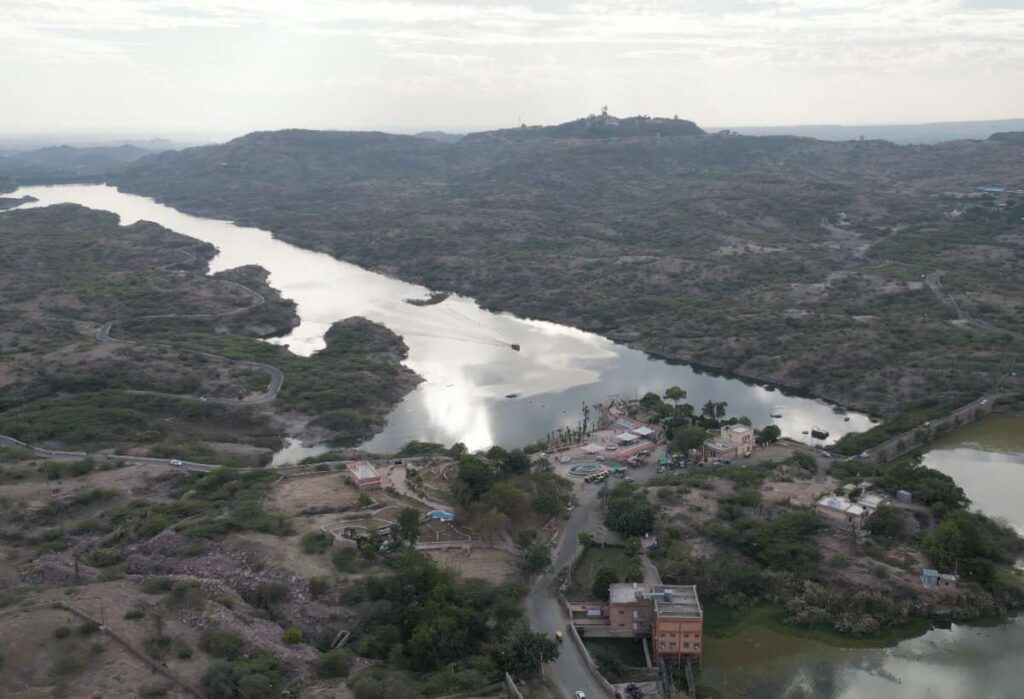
left=922, top=414, right=1024, bottom=532
left=9, top=183, right=872, bottom=459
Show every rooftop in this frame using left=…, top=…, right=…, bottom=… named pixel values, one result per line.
left=704, top=440, right=733, bottom=453
left=608, top=583, right=703, bottom=618
left=347, top=461, right=380, bottom=480
left=818, top=495, right=865, bottom=516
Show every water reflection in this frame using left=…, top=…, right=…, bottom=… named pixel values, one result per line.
left=923, top=414, right=1024, bottom=532
left=702, top=618, right=1024, bottom=699
left=10, top=184, right=873, bottom=454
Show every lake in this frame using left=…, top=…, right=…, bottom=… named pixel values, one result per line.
left=922, top=413, right=1024, bottom=532
left=9, top=184, right=872, bottom=462
left=701, top=414, right=1024, bottom=698
left=702, top=615, right=1024, bottom=699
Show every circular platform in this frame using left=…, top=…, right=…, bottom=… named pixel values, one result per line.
left=568, top=463, right=605, bottom=477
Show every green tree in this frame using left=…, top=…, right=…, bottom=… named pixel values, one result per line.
left=701, top=400, right=716, bottom=420
left=502, top=449, right=532, bottom=475
left=605, top=486, right=656, bottom=537
left=522, top=542, right=552, bottom=575
left=492, top=628, right=560, bottom=677
left=867, top=504, right=906, bottom=542
left=395, top=507, right=422, bottom=545
left=664, top=386, right=687, bottom=412
left=757, top=424, right=781, bottom=445
left=671, top=425, right=707, bottom=452
left=484, top=481, right=531, bottom=520
left=592, top=567, right=618, bottom=600
left=453, top=455, right=497, bottom=506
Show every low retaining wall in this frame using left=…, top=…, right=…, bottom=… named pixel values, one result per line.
left=505, top=672, right=526, bottom=699
left=567, top=619, right=618, bottom=698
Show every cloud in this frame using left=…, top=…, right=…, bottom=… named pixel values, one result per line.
left=5, top=0, right=1024, bottom=69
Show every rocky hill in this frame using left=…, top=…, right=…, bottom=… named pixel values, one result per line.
left=116, top=115, right=1024, bottom=416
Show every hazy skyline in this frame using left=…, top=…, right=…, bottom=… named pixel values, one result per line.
left=3, top=0, right=1024, bottom=136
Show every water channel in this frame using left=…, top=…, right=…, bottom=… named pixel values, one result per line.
left=10, top=184, right=873, bottom=463
left=702, top=413, right=1024, bottom=698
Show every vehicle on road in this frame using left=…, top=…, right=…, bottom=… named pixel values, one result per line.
left=169, top=459, right=183, bottom=466
left=555, top=630, right=563, bottom=643
left=575, top=692, right=587, bottom=699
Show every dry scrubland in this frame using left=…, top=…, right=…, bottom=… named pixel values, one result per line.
left=0, top=446, right=565, bottom=698
left=0, top=205, right=419, bottom=464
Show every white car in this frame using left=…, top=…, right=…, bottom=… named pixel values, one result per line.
left=575, top=692, right=588, bottom=699
left=169, top=459, right=184, bottom=466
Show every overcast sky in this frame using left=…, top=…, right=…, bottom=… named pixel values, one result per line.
left=3, top=0, right=1024, bottom=137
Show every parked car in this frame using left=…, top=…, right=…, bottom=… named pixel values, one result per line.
left=555, top=630, right=563, bottom=643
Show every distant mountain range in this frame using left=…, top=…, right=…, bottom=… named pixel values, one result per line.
left=0, top=144, right=161, bottom=183
left=716, top=118, right=1024, bottom=144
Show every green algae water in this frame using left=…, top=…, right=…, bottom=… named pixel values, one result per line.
left=700, top=414, right=1024, bottom=698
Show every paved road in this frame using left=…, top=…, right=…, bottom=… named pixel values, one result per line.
left=0, top=433, right=224, bottom=473
left=94, top=277, right=284, bottom=406
left=527, top=487, right=612, bottom=699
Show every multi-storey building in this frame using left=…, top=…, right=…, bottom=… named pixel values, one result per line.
left=607, top=583, right=703, bottom=663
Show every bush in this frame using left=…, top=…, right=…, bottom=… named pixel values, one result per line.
left=124, top=608, right=145, bottom=620
left=86, top=547, right=123, bottom=567
left=317, top=648, right=355, bottom=678
left=54, top=625, right=72, bottom=639
left=252, top=582, right=288, bottom=610
left=332, top=547, right=359, bottom=573
left=144, top=635, right=173, bottom=659
left=282, top=627, right=304, bottom=644
left=140, top=577, right=174, bottom=594
left=78, top=620, right=101, bottom=636
left=309, top=576, right=330, bottom=598
left=301, top=531, right=334, bottom=555
left=200, top=628, right=245, bottom=660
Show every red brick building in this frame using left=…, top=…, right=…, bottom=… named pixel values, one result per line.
left=607, top=583, right=703, bottom=663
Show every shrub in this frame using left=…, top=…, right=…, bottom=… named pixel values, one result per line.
left=332, top=547, right=359, bottom=573
left=78, top=620, right=101, bottom=636
left=200, top=628, right=245, bottom=660
left=86, top=547, right=122, bottom=567
left=308, top=576, right=330, bottom=598
left=54, top=625, right=72, bottom=639
left=317, top=648, right=355, bottom=678
left=252, top=582, right=288, bottom=610
left=282, top=627, right=304, bottom=644
left=124, top=608, right=145, bottom=620
left=301, top=531, right=334, bottom=555
left=144, top=635, right=173, bottom=659
left=140, top=577, right=174, bottom=594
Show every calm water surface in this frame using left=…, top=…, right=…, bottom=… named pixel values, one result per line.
left=922, top=414, right=1024, bottom=532
left=10, top=184, right=872, bottom=460
left=702, top=617, right=1024, bottom=699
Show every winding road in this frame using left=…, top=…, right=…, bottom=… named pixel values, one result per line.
left=94, top=275, right=285, bottom=406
